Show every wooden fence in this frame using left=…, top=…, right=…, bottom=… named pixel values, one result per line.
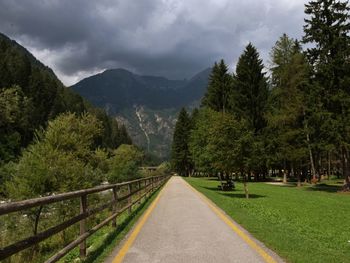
left=0, top=175, right=170, bottom=262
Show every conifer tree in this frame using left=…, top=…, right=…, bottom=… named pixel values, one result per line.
left=233, top=43, right=269, bottom=134
left=171, top=108, right=191, bottom=176
left=230, top=43, right=269, bottom=179
left=303, top=0, right=350, bottom=189
left=201, top=59, right=232, bottom=113
left=268, top=35, right=312, bottom=184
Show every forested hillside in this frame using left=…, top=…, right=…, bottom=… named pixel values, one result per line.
left=0, top=33, right=136, bottom=201
left=0, top=33, right=131, bottom=163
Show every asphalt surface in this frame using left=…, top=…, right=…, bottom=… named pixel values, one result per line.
left=106, top=176, right=283, bottom=263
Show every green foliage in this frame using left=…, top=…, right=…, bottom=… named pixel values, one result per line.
left=0, top=33, right=132, bottom=163
left=201, top=60, right=232, bottom=113
left=207, top=111, right=253, bottom=175
left=303, top=0, right=350, bottom=186
left=266, top=35, right=310, bottom=170
left=189, top=108, right=253, bottom=175
left=0, top=86, right=33, bottom=162
left=171, top=108, right=192, bottom=176
left=6, top=113, right=105, bottom=199
left=108, top=144, right=143, bottom=183
left=233, top=43, right=269, bottom=134
left=188, top=109, right=213, bottom=174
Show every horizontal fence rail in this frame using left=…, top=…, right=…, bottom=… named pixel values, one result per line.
left=0, top=175, right=170, bottom=262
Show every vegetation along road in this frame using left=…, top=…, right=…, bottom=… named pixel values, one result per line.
left=106, top=176, right=283, bottom=263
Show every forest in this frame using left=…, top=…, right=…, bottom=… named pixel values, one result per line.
left=171, top=0, right=350, bottom=192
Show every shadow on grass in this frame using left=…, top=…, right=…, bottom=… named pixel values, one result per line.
left=305, top=184, right=341, bottom=193
left=202, top=186, right=225, bottom=191
left=83, top=191, right=157, bottom=263
left=202, top=186, right=243, bottom=192
left=190, top=177, right=220, bottom=181
left=219, top=193, right=266, bottom=199
left=201, top=186, right=265, bottom=199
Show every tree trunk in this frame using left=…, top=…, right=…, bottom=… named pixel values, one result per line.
left=303, top=111, right=317, bottom=183
left=341, top=147, right=350, bottom=191
left=283, top=160, right=287, bottom=184
left=327, top=151, right=331, bottom=180
left=243, top=172, right=249, bottom=199
left=30, top=206, right=43, bottom=260
left=297, top=170, right=301, bottom=187
left=317, top=154, right=322, bottom=182
left=306, top=132, right=316, bottom=183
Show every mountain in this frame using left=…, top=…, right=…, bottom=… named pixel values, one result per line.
left=0, top=32, right=131, bottom=162
left=72, top=68, right=211, bottom=159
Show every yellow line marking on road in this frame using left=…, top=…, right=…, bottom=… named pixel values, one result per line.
left=182, top=178, right=277, bottom=263
left=112, top=179, right=170, bottom=263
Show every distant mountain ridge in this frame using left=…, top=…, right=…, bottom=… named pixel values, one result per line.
left=72, top=68, right=211, bottom=159
left=72, top=68, right=210, bottom=113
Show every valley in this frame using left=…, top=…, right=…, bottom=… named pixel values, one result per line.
left=72, top=68, right=210, bottom=159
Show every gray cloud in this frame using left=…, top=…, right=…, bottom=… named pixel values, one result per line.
left=0, top=0, right=308, bottom=85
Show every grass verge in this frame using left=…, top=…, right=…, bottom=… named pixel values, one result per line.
left=60, top=185, right=165, bottom=263
left=185, top=177, right=350, bottom=263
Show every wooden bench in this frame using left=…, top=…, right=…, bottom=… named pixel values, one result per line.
left=218, top=180, right=235, bottom=191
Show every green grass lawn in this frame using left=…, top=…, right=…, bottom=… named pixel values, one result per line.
left=185, top=177, right=350, bottom=263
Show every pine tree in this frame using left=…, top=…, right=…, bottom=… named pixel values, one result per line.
left=267, top=35, right=312, bottom=184
left=233, top=43, right=269, bottom=134
left=303, top=0, right=350, bottom=189
left=201, top=59, right=232, bottom=113
left=171, top=108, right=191, bottom=176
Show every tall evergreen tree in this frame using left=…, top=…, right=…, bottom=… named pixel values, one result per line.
left=233, top=43, right=269, bottom=134
left=171, top=108, right=191, bottom=176
left=267, top=35, right=312, bottom=184
left=201, top=59, right=232, bottom=113
left=230, top=43, right=269, bottom=179
left=303, top=0, right=350, bottom=189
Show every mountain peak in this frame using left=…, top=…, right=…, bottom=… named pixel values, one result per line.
left=103, top=68, right=133, bottom=74
left=71, top=68, right=210, bottom=158
left=72, top=68, right=210, bottom=112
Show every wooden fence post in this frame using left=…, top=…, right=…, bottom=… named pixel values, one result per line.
left=128, top=184, right=132, bottom=214
left=112, top=187, right=118, bottom=227
left=80, top=194, right=87, bottom=258
left=138, top=180, right=142, bottom=204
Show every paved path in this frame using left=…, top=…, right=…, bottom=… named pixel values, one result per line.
left=106, top=176, right=283, bottom=263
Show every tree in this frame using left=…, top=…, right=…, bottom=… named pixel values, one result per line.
left=303, top=0, right=350, bottom=189
left=232, top=43, right=269, bottom=179
left=5, top=112, right=105, bottom=252
left=233, top=43, right=269, bottom=134
left=6, top=112, right=104, bottom=199
left=108, top=144, right=143, bottom=183
left=171, top=108, right=191, bottom=176
left=267, top=35, right=311, bottom=184
left=189, top=108, right=216, bottom=176
left=188, top=108, right=253, bottom=197
left=201, top=59, right=233, bottom=113
left=207, top=110, right=253, bottom=196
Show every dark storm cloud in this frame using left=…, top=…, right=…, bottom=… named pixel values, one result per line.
left=0, top=0, right=308, bottom=85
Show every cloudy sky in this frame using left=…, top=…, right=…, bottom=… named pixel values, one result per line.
left=0, top=0, right=308, bottom=86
